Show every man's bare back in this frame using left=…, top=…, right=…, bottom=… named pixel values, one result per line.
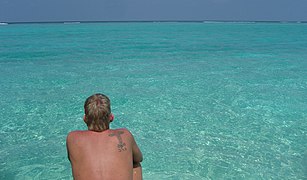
left=67, top=94, right=143, bottom=179
left=67, top=128, right=143, bottom=180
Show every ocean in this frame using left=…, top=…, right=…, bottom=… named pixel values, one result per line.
left=0, top=22, right=306, bottom=179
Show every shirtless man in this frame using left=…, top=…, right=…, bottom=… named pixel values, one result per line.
left=66, top=93, right=143, bottom=180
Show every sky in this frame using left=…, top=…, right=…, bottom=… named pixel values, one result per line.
left=0, top=0, right=307, bottom=22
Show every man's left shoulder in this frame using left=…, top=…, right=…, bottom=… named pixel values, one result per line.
left=113, top=128, right=133, bottom=137
left=115, top=127, right=129, bottom=131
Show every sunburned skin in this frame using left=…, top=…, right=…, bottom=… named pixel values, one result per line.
left=67, top=129, right=143, bottom=180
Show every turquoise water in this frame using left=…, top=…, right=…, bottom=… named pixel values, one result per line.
left=0, top=22, right=306, bottom=179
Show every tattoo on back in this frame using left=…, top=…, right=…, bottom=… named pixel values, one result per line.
left=109, top=131, right=127, bottom=152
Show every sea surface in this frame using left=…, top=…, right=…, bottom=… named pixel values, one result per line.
left=0, top=22, right=306, bottom=179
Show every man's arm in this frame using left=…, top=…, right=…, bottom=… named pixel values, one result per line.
left=130, top=131, right=143, bottom=180
left=131, top=133, right=143, bottom=163
left=66, top=132, right=75, bottom=162
left=66, top=142, right=71, bottom=161
left=133, top=162, right=142, bottom=180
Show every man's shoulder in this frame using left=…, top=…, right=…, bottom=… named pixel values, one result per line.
left=67, top=130, right=85, bottom=136
left=66, top=130, right=85, bottom=141
left=111, top=128, right=133, bottom=137
left=113, top=128, right=130, bottom=132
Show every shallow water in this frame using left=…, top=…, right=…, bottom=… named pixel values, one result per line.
left=0, top=22, right=306, bottom=179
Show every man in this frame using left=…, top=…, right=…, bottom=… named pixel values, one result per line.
left=66, top=93, right=143, bottom=180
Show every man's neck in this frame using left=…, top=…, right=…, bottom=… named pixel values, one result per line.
left=87, top=123, right=110, bottom=132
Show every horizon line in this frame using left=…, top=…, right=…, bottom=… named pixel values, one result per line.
left=1, top=20, right=307, bottom=24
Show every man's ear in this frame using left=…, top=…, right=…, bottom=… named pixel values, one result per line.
left=83, top=115, right=87, bottom=123
left=109, top=113, right=114, bottom=122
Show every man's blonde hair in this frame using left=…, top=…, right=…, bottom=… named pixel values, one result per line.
left=84, top=93, right=111, bottom=132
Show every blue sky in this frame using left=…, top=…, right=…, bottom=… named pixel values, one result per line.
left=1, top=0, right=307, bottom=22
